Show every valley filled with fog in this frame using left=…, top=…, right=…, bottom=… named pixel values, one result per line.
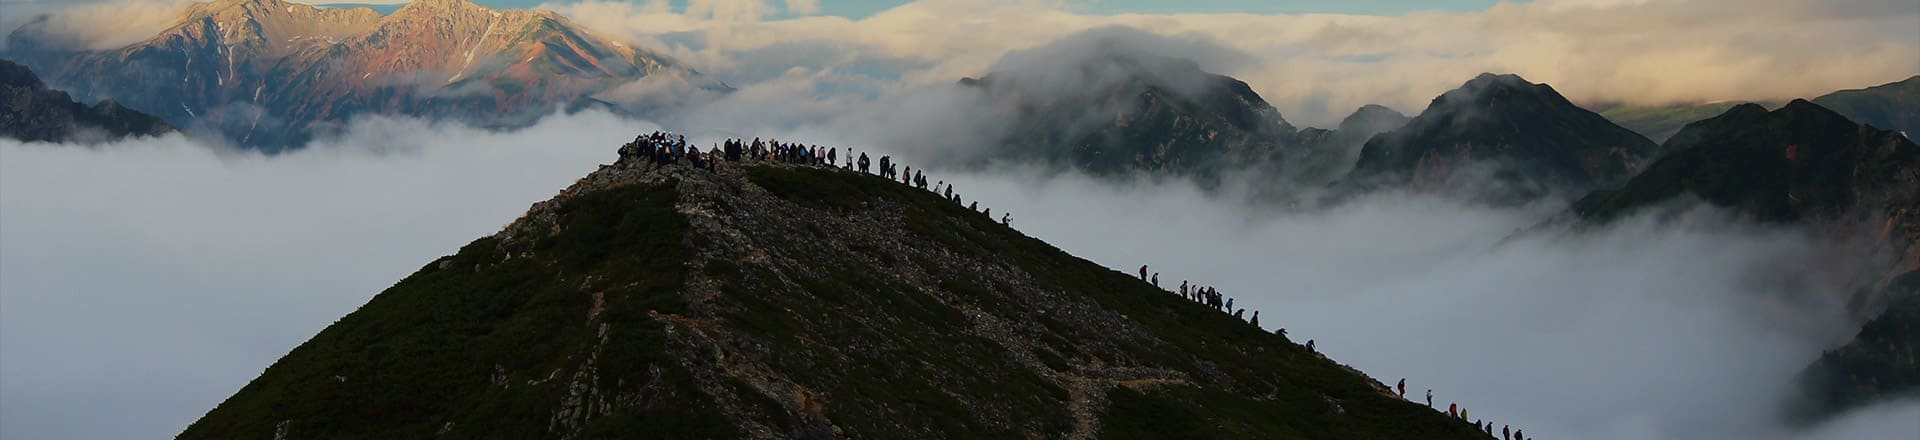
left=6, top=107, right=1914, bottom=438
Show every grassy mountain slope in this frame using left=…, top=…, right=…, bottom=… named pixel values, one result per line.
left=184, top=151, right=1485, bottom=438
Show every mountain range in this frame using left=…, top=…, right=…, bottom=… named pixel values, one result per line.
left=182, top=159, right=1485, bottom=438
left=1573, top=99, right=1920, bottom=423
left=0, top=59, right=172, bottom=143
left=2, top=0, right=717, bottom=149
left=1590, top=75, right=1917, bottom=143
left=5, top=2, right=1917, bottom=432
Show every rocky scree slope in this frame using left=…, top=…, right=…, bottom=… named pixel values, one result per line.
left=183, top=150, right=1485, bottom=439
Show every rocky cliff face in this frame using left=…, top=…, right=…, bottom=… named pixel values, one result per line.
left=0, top=59, right=172, bottom=143
left=4, top=0, right=715, bottom=149
left=182, top=144, right=1486, bottom=438
left=1348, top=73, right=1660, bottom=204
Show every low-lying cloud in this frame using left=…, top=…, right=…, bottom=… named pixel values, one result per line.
left=0, top=112, right=651, bottom=439
left=5, top=107, right=1914, bottom=439
left=943, top=169, right=1873, bottom=439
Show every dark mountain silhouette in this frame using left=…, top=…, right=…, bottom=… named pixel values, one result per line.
left=1813, top=75, right=1920, bottom=139
left=959, top=51, right=1309, bottom=189
left=1297, top=104, right=1411, bottom=182
left=1795, top=291, right=1920, bottom=426
left=0, top=59, right=172, bottom=143
left=2, top=0, right=717, bottom=149
left=1348, top=73, right=1660, bottom=204
left=182, top=143, right=1486, bottom=438
left=1572, top=100, right=1919, bottom=425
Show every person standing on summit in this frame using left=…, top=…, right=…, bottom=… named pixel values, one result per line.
left=1138, top=265, right=1148, bottom=280
left=1397, top=379, right=1406, bottom=397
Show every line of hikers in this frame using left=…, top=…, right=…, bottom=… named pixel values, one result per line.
left=1444, top=398, right=1526, bottom=440
left=1143, top=265, right=1261, bottom=327
left=1139, top=263, right=1533, bottom=440
left=618, top=131, right=1012, bottom=226
left=1392, top=378, right=1529, bottom=440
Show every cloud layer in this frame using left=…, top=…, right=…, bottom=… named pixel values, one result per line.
left=540, top=0, right=1920, bottom=126
left=0, top=112, right=651, bottom=439
left=5, top=107, right=1914, bottom=438
left=11, top=0, right=1914, bottom=125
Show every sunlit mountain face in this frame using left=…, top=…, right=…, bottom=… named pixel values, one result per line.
left=3, top=0, right=719, bottom=149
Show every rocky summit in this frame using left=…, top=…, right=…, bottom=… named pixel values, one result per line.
left=182, top=136, right=1485, bottom=438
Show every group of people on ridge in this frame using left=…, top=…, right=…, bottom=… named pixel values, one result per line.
left=616, top=131, right=1010, bottom=226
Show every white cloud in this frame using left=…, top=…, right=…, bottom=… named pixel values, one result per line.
left=0, top=0, right=196, bottom=51
left=539, top=0, right=1920, bottom=126
left=783, top=0, right=819, bottom=16
left=3, top=103, right=1908, bottom=439
left=0, top=111, right=651, bottom=439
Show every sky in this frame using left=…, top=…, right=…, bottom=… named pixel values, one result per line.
left=2, top=0, right=1920, bottom=439
left=5, top=0, right=1916, bottom=126
left=287, top=0, right=1528, bottom=18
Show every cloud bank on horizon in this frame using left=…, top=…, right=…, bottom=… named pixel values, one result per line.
left=5, top=0, right=1915, bottom=125
left=536, top=0, right=1920, bottom=126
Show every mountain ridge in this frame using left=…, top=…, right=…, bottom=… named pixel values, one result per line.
left=1812, top=75, right=1920, bottom=139
left=182, top=140, right=1488, bottom=438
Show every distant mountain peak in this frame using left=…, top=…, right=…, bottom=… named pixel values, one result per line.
left=1338, top=105, right=1407, bottom=130
left=1348, top=72, right=1658, bottom=203
left=393, top=0, right=486, bottom=15
left=956, top=47, right=1304, bottom=186
left=1465, top=72, right=1531, bottom=87
left=3, top=0, right=709, bottom=148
